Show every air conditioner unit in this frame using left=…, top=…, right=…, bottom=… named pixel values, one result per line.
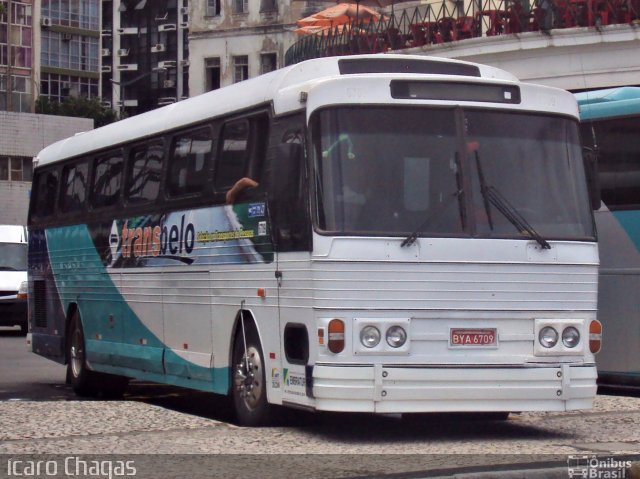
left=158, top=24, right=177, bottom=32
left=158, top=60, right=176, bottom=69
left=101, top=65, right=112, bottom=72
left=157, top=97, right=177, bottom=106
left=180, top=6, right=189, bottom=14
left=163, top=79, right=175, bottom=88
left=117, top=27, right=139, bottom=35
left=41, top=17, right=52, bottom=27
left=179, top=59, right=190, bottom=67
left=101, top=29, right=112, bottom=36
left=62, top=32, right=73, bottom=41
left=101, top=48, right=111, bottom=56
left=151, top=43, right=166, bottom=53
left=117, top=99, right=139, bottom=107
left=116, top=48, right=129, bottom=57
left=117, top=64, right=139, bottom=71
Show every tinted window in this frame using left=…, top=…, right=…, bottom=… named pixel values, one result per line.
left=581, top=117, right=640, bottom=209
left=59, top=161, right=89, bottom=214
left=32, top=169, right=59, bottom=219
left=215, top=119, right=249, bottom=190
left=167, top=127, right=212, bottom=197
left=91, top=152, right=123, bottom=209
left=126, top=140, right=164, bottom=203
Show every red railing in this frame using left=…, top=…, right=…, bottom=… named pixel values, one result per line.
left=285, top=0, right=640, bottom=65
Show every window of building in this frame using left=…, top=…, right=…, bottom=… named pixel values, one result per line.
left=0, top=156, right=32, bottom=181
left=260, top=53, right=277, bottom=74
left=126, top=140, right=164, bottom=204
left=167, top=127, right=213, bottom=197
left=205, top=57, right=221, bottom=91
left=233, top=0, right=249, bottom=14
left=42, top=0, right=100, bottom=30
left=233, top=55, right=248, bottom=83
left=40, top=72, right=99, bottom=103
left=0, top=73, right=32, bottom=112
left=206, top=0, right=221, bottom=16
left=41, top=30, right=99, bottom=73
left=260, top=0, right=277, bottom=13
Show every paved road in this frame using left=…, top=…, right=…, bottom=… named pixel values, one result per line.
left=1, top=330, right=639, bottom=478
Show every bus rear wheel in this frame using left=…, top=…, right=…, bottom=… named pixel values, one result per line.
left=232, top=323, right=272, bottom=426
left=67, top=310, right=128, bottom=398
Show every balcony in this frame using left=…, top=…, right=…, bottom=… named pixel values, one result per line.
left=285, top=0, right=640, bottom=66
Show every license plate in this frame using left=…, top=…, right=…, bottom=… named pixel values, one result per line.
left=450, top=328, right=497, bottom=347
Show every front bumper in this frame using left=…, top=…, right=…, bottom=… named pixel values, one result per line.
left=312, top=363, right=597, bottom=413
left=0, top=297, right=27, bottom=328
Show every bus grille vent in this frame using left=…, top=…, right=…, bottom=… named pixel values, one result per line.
left=33, top=281, right=47, bottom=328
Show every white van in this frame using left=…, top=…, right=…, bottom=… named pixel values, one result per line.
left=0, top=225, right=28, bottom=334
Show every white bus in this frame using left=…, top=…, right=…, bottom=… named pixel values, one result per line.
left=28, top=54, right=602, bottom=426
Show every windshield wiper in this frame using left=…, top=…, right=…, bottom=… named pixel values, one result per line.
left=474, top=152, right=551, bottom=250
left=402, top=153, right=465, bottom=248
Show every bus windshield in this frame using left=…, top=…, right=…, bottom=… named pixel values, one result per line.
left=0, top=243, right=27, bottom=271
left=312, top=106, right=595, bottom=241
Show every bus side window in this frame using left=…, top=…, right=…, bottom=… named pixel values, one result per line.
left=588, top=118, right=640, bottom=209
left=126, top=140, right=164, bottom=204
left=91, top=151, right=123, bottom=209
left=31, top=169, right=59, bottom=220
left=215, top=119, right=249, bottom=193
left=59, top=161, right=89, bottom=215
left=167, top=126, right=213, bottom=198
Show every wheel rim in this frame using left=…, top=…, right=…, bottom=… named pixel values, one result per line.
left=70, top=326, right=84, bottom=378
left=234, top=346, right=263, bottom=410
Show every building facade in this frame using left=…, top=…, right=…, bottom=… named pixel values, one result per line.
left=40, top=0, right=100, bottom=103
left=188, top=0, right=316, bottom=96
left=1, top=0, right=38, bottom=113
left=0, top=111, right=92, bottom=224
left=101, top=0, right=189, bottom=117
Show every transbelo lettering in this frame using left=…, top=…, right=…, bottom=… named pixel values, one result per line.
left=121, top=214, right=195, bottom=259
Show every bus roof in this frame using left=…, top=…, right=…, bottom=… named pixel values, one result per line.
left=575, top=87, right=640, bottom=121
left=35, top=54, right=518, bottom=168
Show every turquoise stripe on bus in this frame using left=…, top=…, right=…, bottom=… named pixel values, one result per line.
left=612, top=210, right=640, bottom=252
left=46, top=224, right=230, bottom=394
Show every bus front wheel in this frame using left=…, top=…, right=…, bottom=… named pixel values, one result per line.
left=232, top=323, right=272, bottom=426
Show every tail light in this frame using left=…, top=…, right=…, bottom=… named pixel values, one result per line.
left=327, top=319, right=345, bottom=354
left=589, top=320, right=602, bottom=353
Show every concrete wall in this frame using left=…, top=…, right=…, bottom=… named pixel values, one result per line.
left=404, top=24, right=640, bottom=91
left=0, top=112, right=93, bottom=225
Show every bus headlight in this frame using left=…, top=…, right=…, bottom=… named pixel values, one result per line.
left=386, top=326, right=407, bottom=348
left=562, top=327, right=580, bottom=348
left=539, top=326, right=558, bottom=348
left=360, top=326, right=381, bottom=348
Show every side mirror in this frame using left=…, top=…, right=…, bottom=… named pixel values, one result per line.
left=582, top=147, right=601, bottom=211
left=268, top=143, right=303, bottom=202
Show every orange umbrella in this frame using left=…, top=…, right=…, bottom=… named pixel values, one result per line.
left=297, top=3, right=382, bottom=30
left=295, top=23, right=352, bottom=35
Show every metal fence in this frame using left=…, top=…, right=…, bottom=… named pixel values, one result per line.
left=285, top=0, right=640, bottom=65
